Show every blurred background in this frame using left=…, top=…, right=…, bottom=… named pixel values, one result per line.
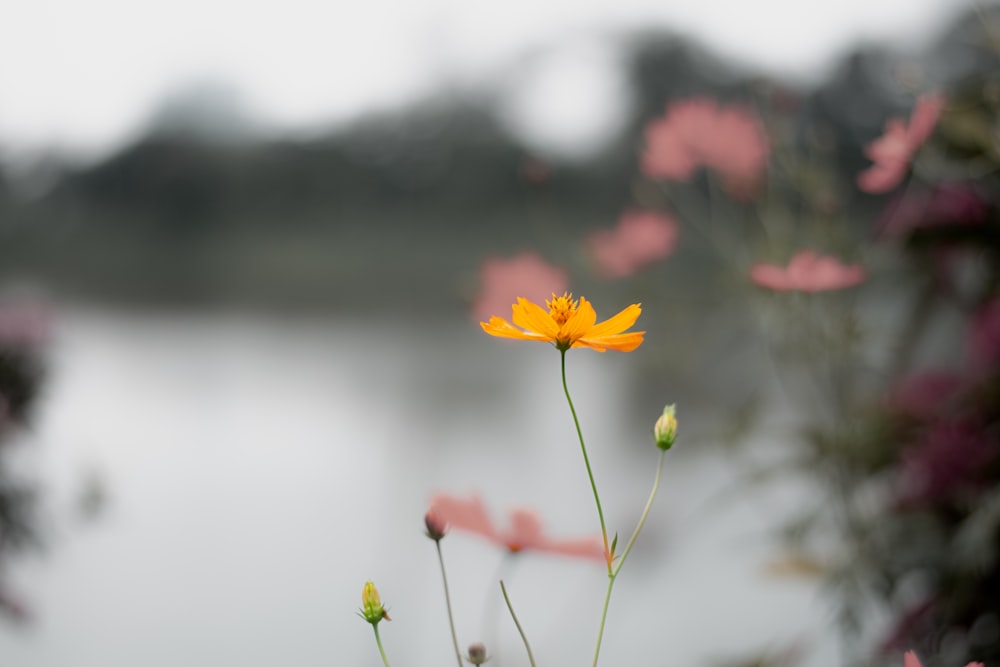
left=0, top=1, right=998, bottom=666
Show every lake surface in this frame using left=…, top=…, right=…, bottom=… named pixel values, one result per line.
left=0, top=306, right=842, bottom=666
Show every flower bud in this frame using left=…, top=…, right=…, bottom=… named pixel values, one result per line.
left=425, top=511, right=447, bottom=542
left=359, top=580, right=391, bottom=625
left=654, top=404, right=677, bottom=451
left=466, top=642, right=488, bottom=665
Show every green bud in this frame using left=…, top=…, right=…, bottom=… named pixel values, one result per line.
left=654, top=404, right=677, bottom=451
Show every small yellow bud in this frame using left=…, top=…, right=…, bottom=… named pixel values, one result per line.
left=359, top=580, right=390, bottom=625
left=654, top=404, right=677, bottom=451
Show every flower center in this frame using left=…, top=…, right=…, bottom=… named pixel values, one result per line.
left=546, top=292, right=578, bottom=326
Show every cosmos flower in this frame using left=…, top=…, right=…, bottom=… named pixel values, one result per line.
left=749, top=250, right=866, bottom=292
left=480, top=292, right=644, bottom=352
left=470, top=252, right=568, bottom=325
left=586, top=210, right=680, bottom=279
left=642, top=98, right=770, bottom=200
left=428, top=493, right=605, bottom=561
left=858, top=94, right=946, bottom=194
left=904, top=650, right=984, bottom=667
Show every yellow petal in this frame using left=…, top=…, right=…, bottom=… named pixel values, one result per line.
left=562, top=297, right=597, bottom=342
left=576, top=331, right=645, bottom=352
left=511, top=298, right=559, bottom=339
left=481, top=317, right=550, bottom=342
left=586, top=303, right=642, bottom=338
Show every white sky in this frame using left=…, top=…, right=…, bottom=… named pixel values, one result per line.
left=0, top=0, right=973, bottom=162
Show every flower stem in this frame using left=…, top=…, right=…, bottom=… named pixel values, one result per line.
left=500, top=579, right=536, bottom=667
left=372, top=623, right=392, bottom=667
left=592, top=448, right=667, bottom=667
left=560, top=349, right=611, bottom=572
left=435, top=541, right=465, bottom=667
left=613, top=449, right=666, bottom=576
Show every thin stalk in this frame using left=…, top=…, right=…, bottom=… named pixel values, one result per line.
left=592, top=573, right=616, bottom=667
left=613, top=449, right=666, bottom=576
left=435, top=541, right=465, bottom=667
left=560, top=349, right=611, bottom=571
left=592, top=449, right=666, bottom=667
left=372, top=624, right=392, bottom=667
left=500, top=580, right=537, bottom=667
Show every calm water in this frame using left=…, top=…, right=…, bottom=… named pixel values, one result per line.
left=0, top=306, right=839, bottom=666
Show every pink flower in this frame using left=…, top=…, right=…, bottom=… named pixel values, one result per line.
left=858, top=94, right=946, bottom=194
left=749, top=250, right=866, bottom=292
left=642, top=98, right=770, bottom=200
left=876, top=184, right=989, bottom=239
left=968, top=298, right=1000, bottom=372
left=885, top=371, right=963, bottom=420
left=428, top=493, right=605, bottom=561
left=897, top=420, right=996, bottom=508
left=471, top=252, right=568, bottom=324
left=587, top=210, right=680, bottom=279
left=904, top=650, right=985, bottom=667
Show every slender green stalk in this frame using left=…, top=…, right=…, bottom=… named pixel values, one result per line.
left=613, top=449, right=666, bottom=576
left=372, top=624, right=392, bottom=667
left=592, top=448, right=667, bottom=667
left=560, top=349, right=611, bottom=570
left=592, top=573, right=616, bottom=667
left=435, top=541, right=465, bottom=667
left=499, top=580, right=537, bottom=667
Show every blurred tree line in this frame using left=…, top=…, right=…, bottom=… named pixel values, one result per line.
left=0, top=8, right=994, bottom=313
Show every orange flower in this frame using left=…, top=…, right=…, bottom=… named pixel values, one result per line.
left=480, top=292, right=643, bottom=352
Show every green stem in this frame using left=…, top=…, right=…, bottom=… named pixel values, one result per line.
left=435, top=541, right=465, bottom=667
left=613, top=449, right=666, bottom=576
left=592, top=573, right=616, bottom=667
left=560, top=349, right=611, bottom=571
left=372, top=623, right=392, bottom=667
left=499, top=580, right=537, bottom=667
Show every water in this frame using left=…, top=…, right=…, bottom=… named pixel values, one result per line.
left=0, top=306, right=837, bottom=666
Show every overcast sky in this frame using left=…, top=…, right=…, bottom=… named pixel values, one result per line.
left=0, top=0, right=976, bottom=161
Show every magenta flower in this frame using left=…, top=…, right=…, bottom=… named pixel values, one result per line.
left=885, top=371, right=964, bottom=420
left=470, top=252, right=569, bottom=324
left=858, top=94, right=946, bottom=194
left=586, top=210, right=680, bottom=279
left=642, top=98, right=770, bottom=200
left=877, top=184, right=990, bottom=239
left=904, top=650, right=985, bottom=667
left=428, top=493, right=606, bottom=561
left=749, top=250, right=866, bottom=292
left=897, top=420, right=996, bottom=508
left=968, top=298, right=1000, bottom=372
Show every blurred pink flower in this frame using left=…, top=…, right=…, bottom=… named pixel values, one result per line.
left=749, top=250, right=866, bottom=292
left=877, top=184, right=990, bottom=239
left=886, top=371, right=964, bottom=420
left=904, top=650, right=985, bottom=667
left=898, top=420, right=996, bottom=508
left=642, top=98, right=770, bottom=200
left=428, top=493, right=606, bottom=561
left=587, top=210, right=680, bottom=278
left=471, top=252, right=568, bottom=324
left=858, top=94, right=946, bottom=194
left=968, top=298, right=1000, bottom=372
left=0, top=301, right=50, bottom=348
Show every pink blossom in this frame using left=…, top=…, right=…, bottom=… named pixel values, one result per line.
left=877, top=184, right=989, bottom=239
left=642, top=98, right=770, bottom=200
left=968, top=298, right=1000, bottom=372
left=885, top=371, right=963, bottom=420
left=898, top=420, right=996, bottom=507
left=428, top=493, right=606, bottom=561
left=904, top=650, right=985, bottom=667
left=587, top=210, right=680, bottom=279
left=471, top=252, right=568, bottom=324
left=749, top=250, right=866, bottom=292
left=858, top=94, right=946, bottom=194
